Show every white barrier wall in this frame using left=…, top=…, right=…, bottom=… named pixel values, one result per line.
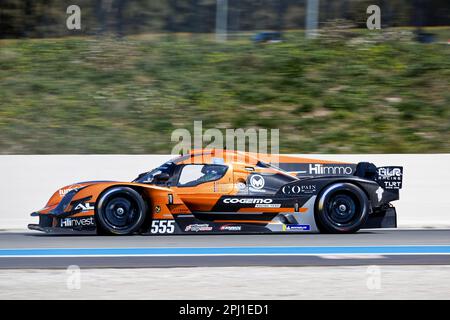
left=1, top=154, right=449, bottom=229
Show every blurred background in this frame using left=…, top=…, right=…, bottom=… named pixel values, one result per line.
left=0, top=0, right=449, bottom=154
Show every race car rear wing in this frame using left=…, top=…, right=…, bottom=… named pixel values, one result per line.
left=355, top=162, right=403, bottom=190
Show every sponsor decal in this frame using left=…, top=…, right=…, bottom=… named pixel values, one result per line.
left=378, top=167, right=402, bottom=179
left=223, top=198, right=273, bottom=204
left=155, top=206, right=161, bottom=213
left=59, top=185, right=81, bottom=197
left=376, top=166, right=403, bottom=190
left=249, top=187, right=266, bottom=193
left=169, top=205, right=190, bottom=214
left=376, top=187, right=384, bottom=202
left=255, top=203, right=281, bottom=208
left=73, top=202, right=95, bottom=211
left=60, top=217, right=95, bottom=228
left=309, top=164, right=353, bottom=175
left=284, top=224, right=311, bottom=231
left=381, top=182, right=402, bottom=189
left=237, top=182, right=247, bottom=190
left=59, top=188, right=72, bottom=197
left=249, top=174, right=265, bottom=190
left=282, top=184, right=317, bottom=195
left=220, top=225, right=242, bottom=231
left=185, top=224, right=213, bottom=232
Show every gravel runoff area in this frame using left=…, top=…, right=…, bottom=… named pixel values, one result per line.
left=0, top=265, right=450, bottom=299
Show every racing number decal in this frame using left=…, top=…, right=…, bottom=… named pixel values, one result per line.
left=150, top=220, right=175, bottom=234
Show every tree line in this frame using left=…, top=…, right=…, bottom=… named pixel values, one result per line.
left=0, top=0, right=448, bottom=38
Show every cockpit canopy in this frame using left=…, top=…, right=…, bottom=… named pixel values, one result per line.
left=133, top=161, right=230, bottom=186
left=133, top=162, right=176, bottom=185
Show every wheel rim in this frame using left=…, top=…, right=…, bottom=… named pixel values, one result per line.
left=103, top=195, right=139, bottom=230
left=326, top=193, right=359, bottom=227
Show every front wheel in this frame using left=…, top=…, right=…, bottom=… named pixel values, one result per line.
left=315, top=183, right=370, bottom=234
left=96, top=187, right=147, bottom=235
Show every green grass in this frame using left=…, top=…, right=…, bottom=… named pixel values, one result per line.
left=0, top=29, right=449, bottom=154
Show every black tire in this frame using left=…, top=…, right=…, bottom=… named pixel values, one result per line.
left=315, top=183, right=370, bottom=234
left=96, top=187, right=147, bottom=235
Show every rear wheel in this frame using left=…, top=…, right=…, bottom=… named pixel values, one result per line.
left=315, top=183, right=370, bottom=233
left=96, top=187, right=147, bottom=235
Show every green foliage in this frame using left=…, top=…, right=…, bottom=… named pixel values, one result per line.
left=0, top=30, right=449, bottom=154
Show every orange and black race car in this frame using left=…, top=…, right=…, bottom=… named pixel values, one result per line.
left=28, top=149, right=403, bottom=235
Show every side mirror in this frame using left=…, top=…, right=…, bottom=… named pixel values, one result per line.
left=154, top=172, right=170, bottom=182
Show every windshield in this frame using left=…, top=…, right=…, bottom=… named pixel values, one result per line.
left=133, top=162, right=175, bottom=184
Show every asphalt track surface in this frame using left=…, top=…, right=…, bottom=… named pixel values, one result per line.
left=0, top=229, right=450, bottom=268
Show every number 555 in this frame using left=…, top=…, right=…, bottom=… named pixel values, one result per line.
left=150, top=220, right=175, bottom=234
